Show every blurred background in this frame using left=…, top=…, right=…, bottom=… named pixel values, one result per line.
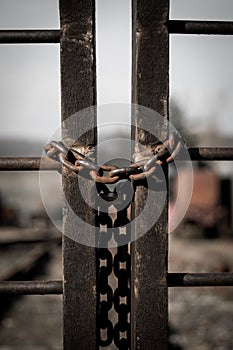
left=0, top=0, right=232, bottom=349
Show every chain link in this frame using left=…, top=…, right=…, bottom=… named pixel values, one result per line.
left=44, top=132, right=182, bottom=184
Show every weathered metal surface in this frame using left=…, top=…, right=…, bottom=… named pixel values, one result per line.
left=0, top=157, right=60, bottom=171
left=45, top=133, right=182, bottom=184
left=189, top=148, right=233, bottom=161
left=131, top=0, right=169, bottom=349
left=60, top=0, right=97, bottom=349
left=1, top=148, right=233, bottom=172
left=168, top=20, right=233, bottom=35
left=0, top=30, right=60, bottom=43
left=2, top=272, right=232, bottom=295
left=168, top=273, right=233, bottom=287
left=0, top=281, right=62, bottom=295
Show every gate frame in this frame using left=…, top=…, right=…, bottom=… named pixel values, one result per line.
left=60, top=1, right=97, bottom=349
left=131, top=1, right=169, bottom=349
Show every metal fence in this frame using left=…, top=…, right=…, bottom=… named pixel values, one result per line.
left=0, top=1, right=233, bottom=349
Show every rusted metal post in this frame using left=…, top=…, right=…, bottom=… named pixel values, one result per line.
left=131, top=0, right=169, bottom=349
left=60, top=1, right=97, bottom=349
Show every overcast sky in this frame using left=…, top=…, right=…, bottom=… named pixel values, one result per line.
left=170, top=0, right=233, bottom=136
left=0, top=0, right=233, bottom=144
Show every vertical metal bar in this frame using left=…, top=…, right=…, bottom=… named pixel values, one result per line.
left=131, top=0, right=169, bottom=349
left=60, top=1, right=97, bottom=349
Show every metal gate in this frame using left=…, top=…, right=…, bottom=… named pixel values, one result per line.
left=0, top=1, right=233, bottom=349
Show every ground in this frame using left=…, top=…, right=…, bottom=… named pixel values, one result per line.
left=169, top=236, right=233, bottom=350
left=0, top=236, right=232, bottom=349
left=0, top=246, right=62, bottom=350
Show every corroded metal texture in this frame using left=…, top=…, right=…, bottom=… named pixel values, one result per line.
left=131, top=0, right=169, bottom=349
left=0, top=157, right=59, bottom=171
left=0, top=281, right=63, bottom=295
left=2, top=272, right=233, bottom=296
left=1, top=148, right=233, bottom=172
left=60, top=1, right=97, bottom=349
left=189, top=148, right=233, bottom=161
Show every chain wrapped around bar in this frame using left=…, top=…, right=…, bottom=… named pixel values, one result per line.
left=44, top=131, right=183, bottom=184
left=44, top=132, right=182, bottom=349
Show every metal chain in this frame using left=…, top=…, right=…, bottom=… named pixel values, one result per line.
left=95, top=181, right=132, bottom=349
left=113, top=208, right=131, bottom=350
left=44, top=131, right=183, bottom=184
left=45, top=133, right=182, bottom=350
left=96, top=185, right=114, bottom=347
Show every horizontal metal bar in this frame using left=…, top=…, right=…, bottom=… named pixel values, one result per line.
left=168, top=273, right=233, bottom=287
left=0, top=148, right=232, bottom=172
left=0, top=237, right=62, bottom=246
left=0, top=281, right=63, bottom=295
left=2, top=275, right=232, bottom=293
left=168, top=20, right=233, bottom=35
left=189, top=148, right=233, bottom=160
left=0, top=157, right=60, bottom=171
left=0, top=30, right=60, bottom=44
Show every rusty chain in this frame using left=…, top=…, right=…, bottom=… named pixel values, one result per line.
left=45, top=135, right=182, bottom=350
left=44, top=132, right=183, bottom=185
